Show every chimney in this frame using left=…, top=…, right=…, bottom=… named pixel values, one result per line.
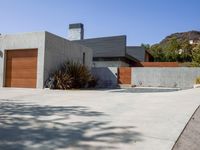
left=68, top=23, right=84, bottom=41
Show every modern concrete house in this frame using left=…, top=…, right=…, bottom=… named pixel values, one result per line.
left=0, top=23, right=153, bottom=89
left=70, top=23, right=153, bottom=67
left=0, top=31, right=92, bottom=88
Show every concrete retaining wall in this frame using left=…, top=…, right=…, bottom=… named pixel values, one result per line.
left=92, top=67, right=200, bottom=89
left=132, top=67, right=200, bottom=89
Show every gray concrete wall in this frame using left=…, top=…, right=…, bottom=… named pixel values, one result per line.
left=91, top=67, right=118, bottom=88
left=0, top=32, right=46, bottom=88
left=93, top=60, right=129, bottom=67
left=44, top=32, right=93, bottom=84
left=132, top=67, right=200, bottom=89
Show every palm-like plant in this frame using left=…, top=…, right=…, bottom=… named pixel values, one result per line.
left=53, top=70, right=73, bottom=89
left=64, top=61, right=91, bottom=88
left=45, top=61, right=97, bottom=89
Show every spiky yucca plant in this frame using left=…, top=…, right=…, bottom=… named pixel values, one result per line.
left=64, top=61, right=91, bottom=88
left=53, top=70, right=73, bottom=89
left=45, top=61, right=97, bottom=89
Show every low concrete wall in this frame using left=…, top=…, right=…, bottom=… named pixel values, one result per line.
left=91, top=67, right=118, bottom=88
left=91, top=67, right=200, bottom=89
left=132, top=67, right=200, bottom=89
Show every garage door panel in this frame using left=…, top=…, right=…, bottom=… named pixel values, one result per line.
left=7, top=57, right=37, bottom=62
left=5, top=49, right=38, bottom=88
left=7, top=56, right=37, bottom=60
left=6, top=79, right=37, bottom=88
left=6, top=70, right=37, bottom=79
left=6, top=59, right=37, bottom=69
left=7, top=50, right=37, bottom=59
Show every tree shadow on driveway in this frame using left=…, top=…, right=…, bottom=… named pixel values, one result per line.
left=0, top=100, right=142, bottom=150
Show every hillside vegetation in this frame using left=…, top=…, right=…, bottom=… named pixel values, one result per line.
left=142, top=31, right=200, bottom=66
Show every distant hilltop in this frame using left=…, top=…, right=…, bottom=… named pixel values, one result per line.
left=160, top=30, right=200, bottom=45
left=149, top=30, right=200, bottom=64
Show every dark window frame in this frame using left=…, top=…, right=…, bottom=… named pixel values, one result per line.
left=83, top=52, right=85, bottom=65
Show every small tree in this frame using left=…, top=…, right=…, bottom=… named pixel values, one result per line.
left=192, top=44, right=200, bottom=67
left=181, top=39, right=193, bottom=54
left=150, top=44, right=166, bottom=62
left=141, top=43, right=150, bottom=50
left=164, top=36, right=181, bottom=52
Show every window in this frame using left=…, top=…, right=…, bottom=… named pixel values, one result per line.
left=83, top=52, right=85, bottom=65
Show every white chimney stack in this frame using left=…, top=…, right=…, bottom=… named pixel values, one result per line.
left=68, top=23, right=84, bottom=41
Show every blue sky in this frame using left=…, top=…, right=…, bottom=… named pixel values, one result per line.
left=0, top=0, right=200, bottom=45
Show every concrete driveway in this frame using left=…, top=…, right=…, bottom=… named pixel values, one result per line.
left=0, top=88, right=200, bottom=150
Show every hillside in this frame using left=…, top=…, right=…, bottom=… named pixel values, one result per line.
left=160, top=31, right=200, bottom=45
left=149, top=31, right=200, bottom=64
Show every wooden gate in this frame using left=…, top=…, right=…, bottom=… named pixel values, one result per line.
left=118, top=67, right=131, bottom=84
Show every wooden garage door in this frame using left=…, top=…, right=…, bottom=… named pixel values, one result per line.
left=5, top=49, right=38, bottom=88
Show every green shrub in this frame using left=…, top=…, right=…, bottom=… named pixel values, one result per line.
left=45, top=61, right=97, bottom=89
left=192, top=44, right=200, bottom=67
left=196, top=77, right=200, bottom=84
